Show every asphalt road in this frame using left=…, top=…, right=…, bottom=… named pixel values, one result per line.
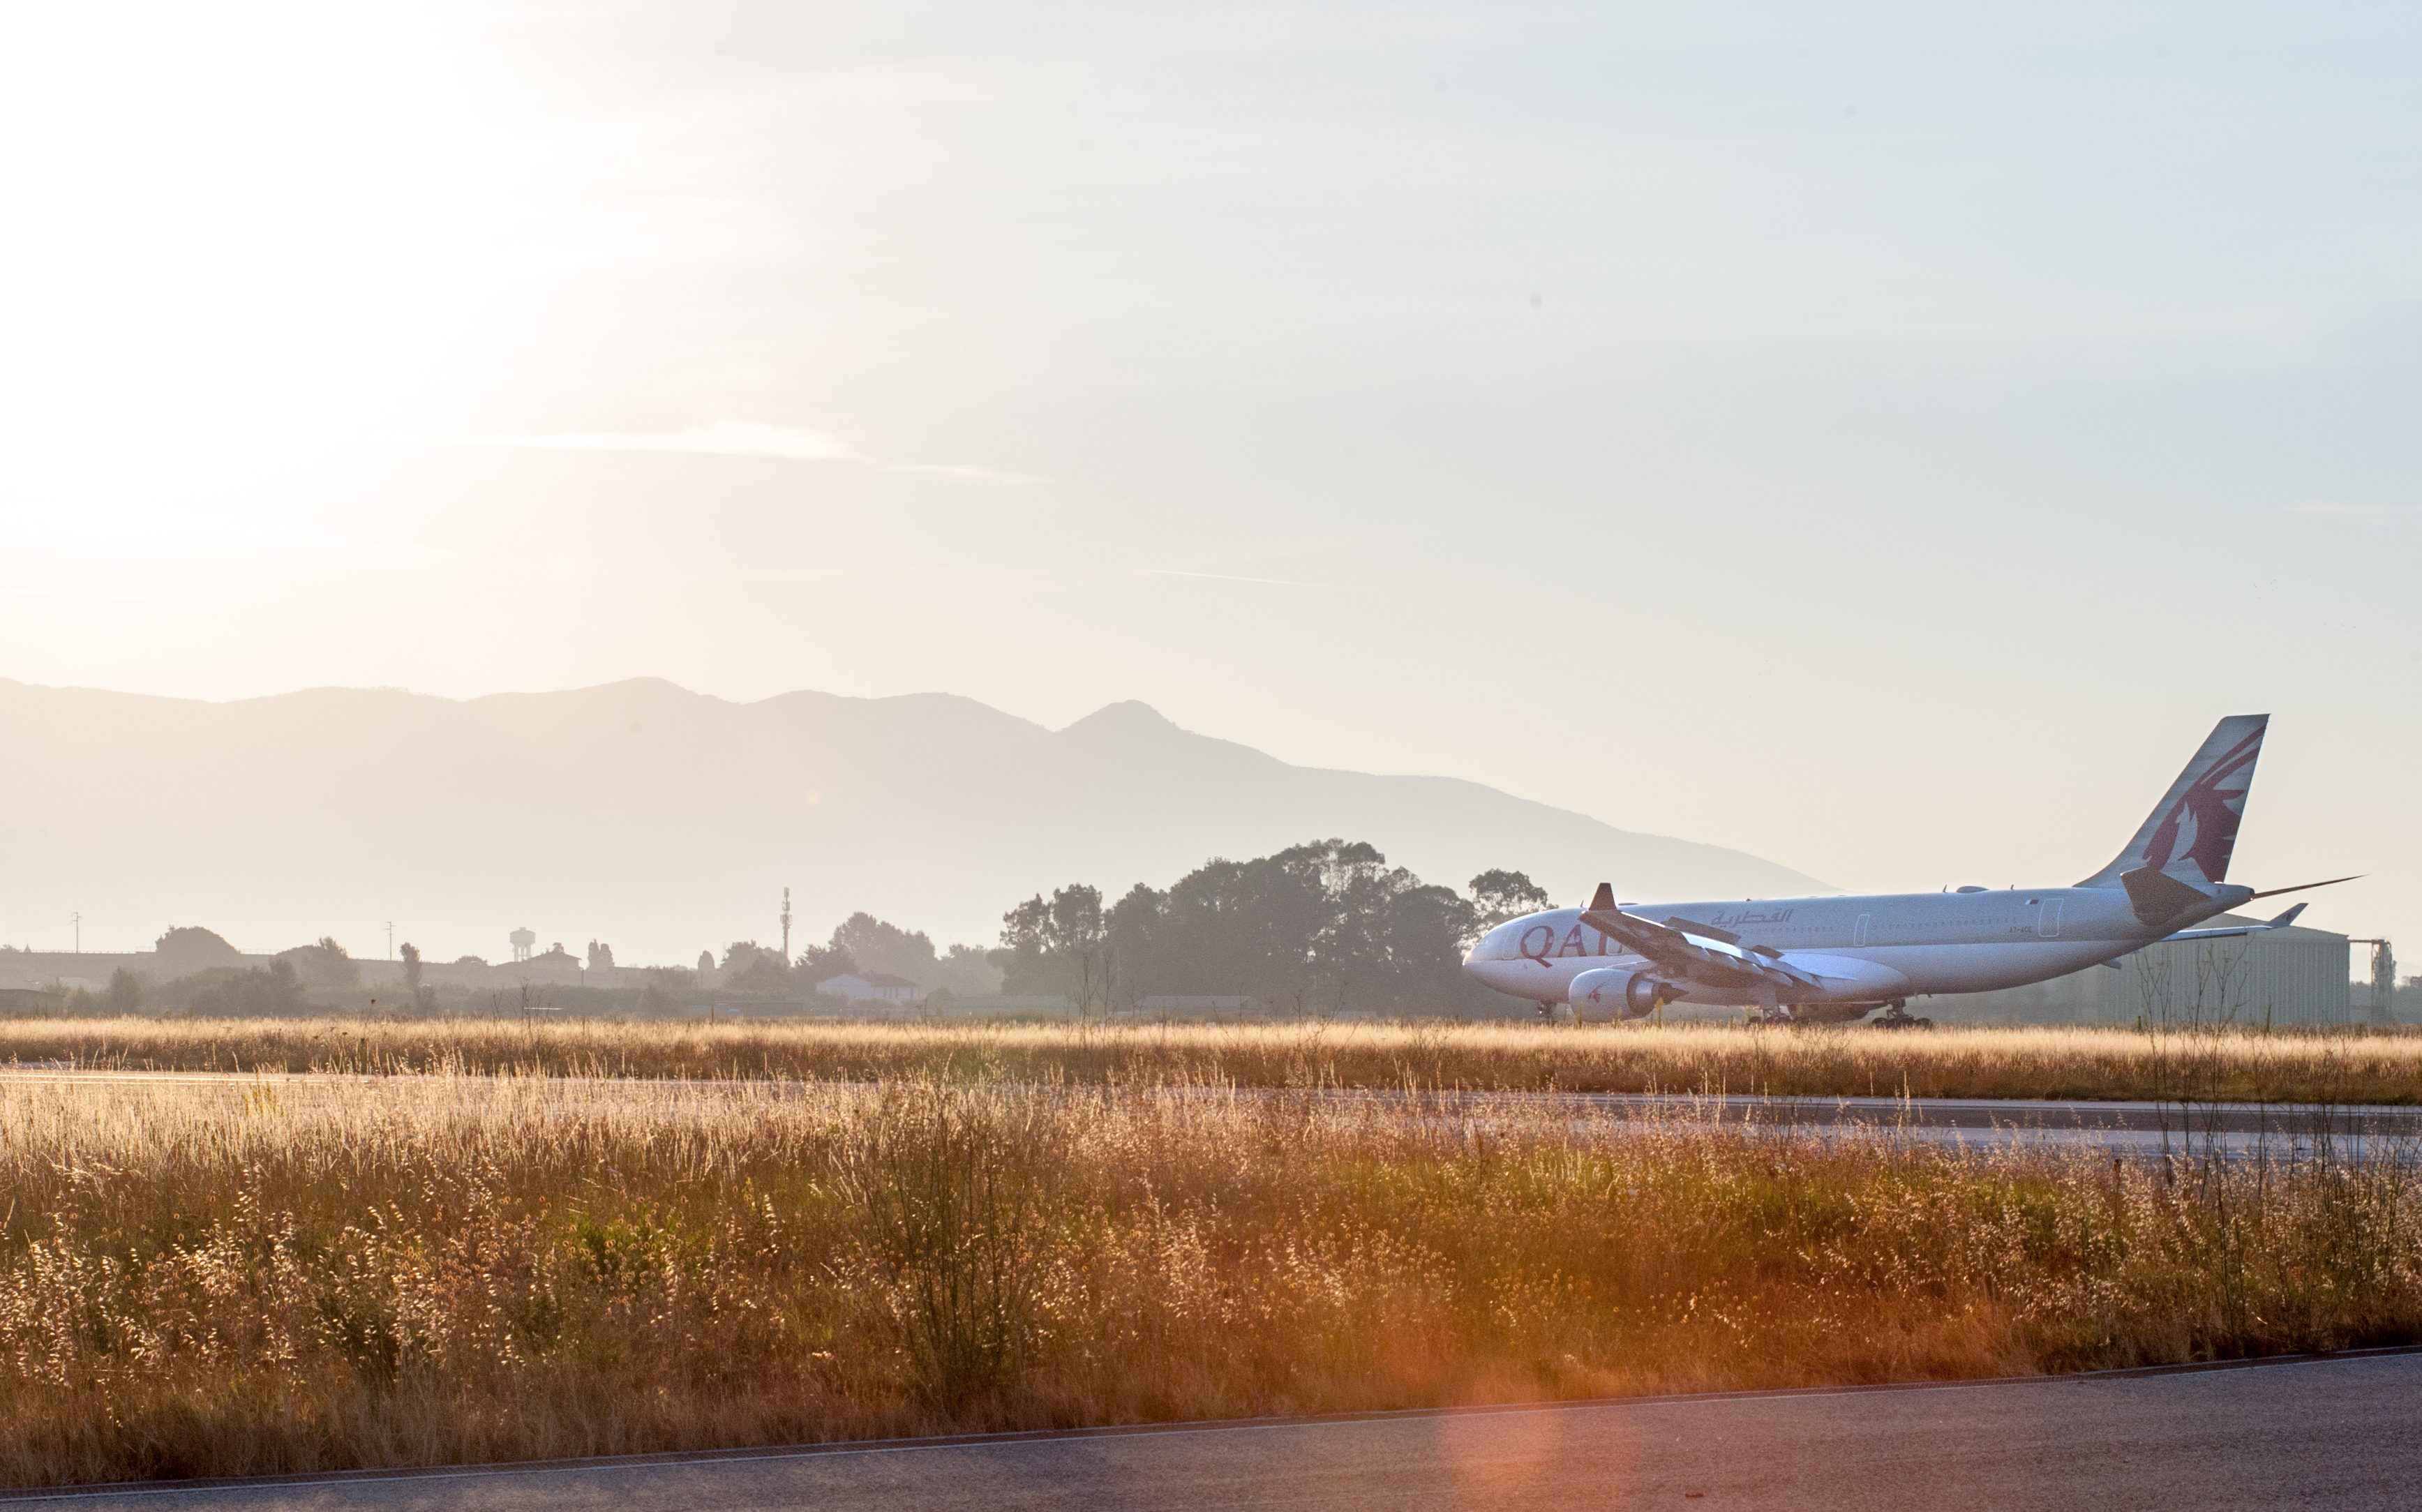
left=7, top=1351, right=2416, bottom=1511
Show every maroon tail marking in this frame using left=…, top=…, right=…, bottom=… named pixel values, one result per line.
left=2142, top=727, right=2264, bottom=882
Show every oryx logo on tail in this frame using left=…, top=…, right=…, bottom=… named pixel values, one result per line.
left=2078, top=714, right=2268, bottom=888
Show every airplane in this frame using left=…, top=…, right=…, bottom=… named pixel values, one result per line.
left=1461, top=715, right=2355, bottom=1025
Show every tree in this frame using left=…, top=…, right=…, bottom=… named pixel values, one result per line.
left=1038, top=839, right=1521, bottom=1018
left=276, top=936, right=360, bottom=991
left=1467, top=869, right=1553, bottom=939
left=103, top=967, right=144, bottom=1015
left=798, top=942, right=857, bottom=982
left=179, top=959, right=312, bottom=1017
left=696, top=950, right=715, bottom=985
left=999, top=885, right=1113, bottom=1014
left=826, top=913, right=939, bottom=983
left=154, top=926, right=241, bottom=980
left=398, top=941, right=435, bottom=1013
left=586, top=940, right=616, bottom=971
left=933, top=943, right=1003, bottom=997
left=1105, top=884, right=1166, bottom=1007
left=721, top=941, right=791, bottom=994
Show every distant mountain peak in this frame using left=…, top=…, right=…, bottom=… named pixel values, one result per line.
left=1056, top=700, right=1180, bottom=737
left=0, top=676, right=1832, bottom=959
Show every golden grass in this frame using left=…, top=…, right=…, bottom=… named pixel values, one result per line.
left=1, top=1068, right=2419, bottom=1485
left=5, top=1017, right=2422, bottom=1103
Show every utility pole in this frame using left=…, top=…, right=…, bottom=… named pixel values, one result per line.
left=387, top=921, right=395, bottom=961
left=781, top=886, right=793, bottom=963
left=72, top=913, right=80, bottom=954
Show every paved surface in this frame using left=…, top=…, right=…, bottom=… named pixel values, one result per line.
left=7, top=1352, right=2419, bottom=1510
left=1305, top=1088, right=2422, bottom=1158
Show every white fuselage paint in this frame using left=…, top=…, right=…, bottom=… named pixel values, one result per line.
left=1462, top=883, right=2252, bottom=1017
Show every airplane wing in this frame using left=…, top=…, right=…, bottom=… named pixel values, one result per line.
left=1578, top=883, right=1825, bottom=992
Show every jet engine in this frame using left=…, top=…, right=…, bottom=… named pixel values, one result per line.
left=1569, top=968, right=1677, bottom=1023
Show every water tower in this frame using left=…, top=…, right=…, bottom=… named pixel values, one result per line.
left=509, top=927, right=536, bottom=963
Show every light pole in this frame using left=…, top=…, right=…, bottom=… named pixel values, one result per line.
left=71, top=913, right=80, bottom=954
left=387, top=921, right=395, bottom=961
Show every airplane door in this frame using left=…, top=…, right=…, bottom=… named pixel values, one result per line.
left=1853, top=913, right=1871, bottom=948
left=2036, top=901, right=2063, bottom=939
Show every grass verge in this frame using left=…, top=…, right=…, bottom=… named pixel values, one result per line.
left=5, top=1017, right=2422, bottom=1102
left=1, top=1072, right=2417, bottom=1483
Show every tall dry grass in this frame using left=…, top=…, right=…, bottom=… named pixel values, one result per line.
left=1, top=1071, right=2418, bottom=1485
left=5, top=1017, right=2422, bottom=1103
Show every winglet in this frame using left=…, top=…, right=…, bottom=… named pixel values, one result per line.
left=1588, top=882, right=1617, bottom=913
left=2266, top=901, right=2308, bottom=929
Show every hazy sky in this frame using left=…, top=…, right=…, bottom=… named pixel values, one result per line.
left=3, top=2, right=2417, bottom=957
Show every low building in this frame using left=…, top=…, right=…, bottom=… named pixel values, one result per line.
left=929, top=994, right=1077, bottom=1020
left=814, top=972, right=924, bottom=1005
left=693, top=1001, right=811, bottom=1021
left=1119, top=996, right=1264, bottom=1021
left=1929, top=915, right=2354, bottom=1027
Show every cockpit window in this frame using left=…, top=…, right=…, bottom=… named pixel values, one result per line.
left=1474, top=920, right=1531, bottom=960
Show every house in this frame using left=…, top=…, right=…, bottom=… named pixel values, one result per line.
left=814, top=972, right=924, bottom=1005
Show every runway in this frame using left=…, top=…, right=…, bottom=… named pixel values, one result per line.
left=5, top=1068, right=2418, bottom=1156
left=6, top=1349, right=2417, bottom=1510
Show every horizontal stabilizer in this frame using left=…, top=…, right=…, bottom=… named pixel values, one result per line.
left=2161, top=901, right=2312, bottom=945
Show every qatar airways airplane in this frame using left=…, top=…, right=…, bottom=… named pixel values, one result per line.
left=1463, top=715, right=2353, bottom=1024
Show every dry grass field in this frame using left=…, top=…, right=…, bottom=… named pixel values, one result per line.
left=5, top=1016, right=2422, bottom=1103
left=1, top=1068, right=2419, bottom=1485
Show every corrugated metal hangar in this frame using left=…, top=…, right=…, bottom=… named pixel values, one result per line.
left=1931, top=915, right=2357, bottom=1027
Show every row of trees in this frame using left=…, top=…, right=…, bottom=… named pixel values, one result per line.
left=25, top=834, right=1557, bottom=1024
left=996, top=840, right=1551, bottom=1017
left=712, top=913, right=999, bottom=999
left=702, top=839, right=1553, bottom=1017
left=64, top=839, right=1552, bottom=1021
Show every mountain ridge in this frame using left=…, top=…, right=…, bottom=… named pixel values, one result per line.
left=0, top=677, right=1831, bottom=963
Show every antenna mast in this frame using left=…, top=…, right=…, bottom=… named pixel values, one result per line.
left=781, top=886, right=793, bottom=963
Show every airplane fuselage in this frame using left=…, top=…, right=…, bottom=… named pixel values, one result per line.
left=1463, top=881, right=2251, bottom=1016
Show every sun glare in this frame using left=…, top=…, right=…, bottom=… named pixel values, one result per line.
left=0, top=2, right=504, bottom=500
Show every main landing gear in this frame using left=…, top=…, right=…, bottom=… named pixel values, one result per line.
left=1870, top=998, right=1935, bottom=1031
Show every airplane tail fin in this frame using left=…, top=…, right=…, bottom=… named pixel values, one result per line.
left=2077, top=715, right=2268, bottom=888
